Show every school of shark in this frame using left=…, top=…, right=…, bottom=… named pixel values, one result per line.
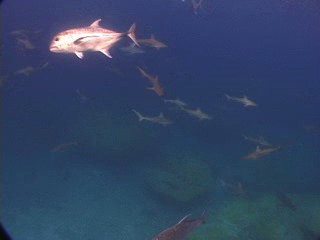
left=2, top=0, right=320, bottom=239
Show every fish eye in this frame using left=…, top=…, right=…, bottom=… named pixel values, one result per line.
left=55, top=37, right=60, bottom=41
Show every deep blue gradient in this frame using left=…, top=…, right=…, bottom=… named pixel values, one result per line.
left=2, top=0, right=320, bottom=239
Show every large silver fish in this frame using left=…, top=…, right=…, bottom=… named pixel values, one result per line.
left=151, top=214, right=205, bottom=240
left=49, top=19, right=138, bottom=59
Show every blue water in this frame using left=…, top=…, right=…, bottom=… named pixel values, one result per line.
left=2, top=0, right=320, bottom=239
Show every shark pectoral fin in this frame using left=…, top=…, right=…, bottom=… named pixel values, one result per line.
left=75, top=52, right=84, bottom=59
left=178, top=214, right=192, bottom=224
left=100, top=49, right=112, bottom=58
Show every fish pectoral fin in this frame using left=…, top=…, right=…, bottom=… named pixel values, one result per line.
left=75, top=52, right=84, bottom=59
left=100, top=49, right=112, bottom=58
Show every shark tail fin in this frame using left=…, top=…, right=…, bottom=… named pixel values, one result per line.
left=132, top=109, right=144, bottom=121
left=201, top=209, right=208, bottom=224
left=127, top=23, right=139, bottom=47
left=225, top=94, right=231, bottom=100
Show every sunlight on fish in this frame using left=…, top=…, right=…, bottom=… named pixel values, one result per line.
left=132, top=109, right=173, bottom=126
left=49, top=19, right=139, bottom=59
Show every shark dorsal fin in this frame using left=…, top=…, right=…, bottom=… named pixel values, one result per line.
left=178, top=214, right=191, bottom=224
left=90, top=19, right=102, bottom=27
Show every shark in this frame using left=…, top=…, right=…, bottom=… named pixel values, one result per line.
left=120, top=42, right=145, bottom=55
left=243, top=135, right=272, bottom=147
left=132, top=109, right=173, bottom=125
left=191, top=0, right=203, bottom=15
left=151, top=214, right=205, bottom=240
left=137, top=34, right=167, bottom=49
left=137, top=66, right=157, bottom=81
left=225, top=94, right=257, bottom=107
left=49, top=19, right=138, bottom=59
left=182, top=107, right=212, bottom=120
left=14, top=62, right=49, bottom=77
left=136, top=66, right=164, bottom=96
left=75, top=89, right=88, bottom=102
left=16, top=37, right=35, bottom=50
left=51, top=142, right=78, bottom=153
left=243, top=145, right=283, bottom=160
left=147, top=76, right=164, bottom=96
left=220, top=179, right=247, bottom=196
left=164, top=98, right=188, bottom=109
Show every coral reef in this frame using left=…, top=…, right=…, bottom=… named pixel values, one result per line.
left=189, top=193, right=320, bottom=240
left=145, top=152, right=213, bottom=203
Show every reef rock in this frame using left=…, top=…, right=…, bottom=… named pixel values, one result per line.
left=72, top=112, right=152, bottom=161
left=145, top=152, right=213, bottom=203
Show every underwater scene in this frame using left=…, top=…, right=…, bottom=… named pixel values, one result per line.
left=1, top=0, right=320, bottom=239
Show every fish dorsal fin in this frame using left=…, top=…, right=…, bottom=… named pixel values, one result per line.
left=159, top=112, right=164, bottom=117
left=90, top=19, right=102, bottom=27
left=150, top=34, right=155, bottom=40
left=256, top=146, right=261, bottom=152
left=178, top=214, right=191, bottom=224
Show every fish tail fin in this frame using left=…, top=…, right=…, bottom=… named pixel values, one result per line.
left=132, top=109, right=144, bottom=121
left=127, top=23, right=139, bottom=46
left=200, top=209, right=209, bottom=224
